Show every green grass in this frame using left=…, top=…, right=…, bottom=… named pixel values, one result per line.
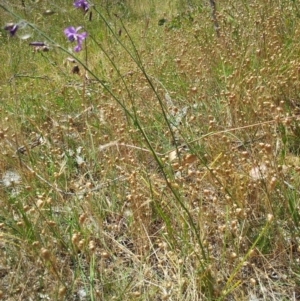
left=1, top=0, right=300, bottom=300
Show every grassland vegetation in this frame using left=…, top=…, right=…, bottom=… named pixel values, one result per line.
left=1, top=0, right=300, bottom=300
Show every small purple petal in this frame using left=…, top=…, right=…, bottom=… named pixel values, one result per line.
left=4, top=23, right=18, bottom=36
left=77, top=32, right=87, bottom=42
left=74, top=44, right=81, bottom=52
left=10, top=25, right=18, bottom=36
left=64, top=27, right=77, bottom=42
left=65, top=26, right=76, bottom=33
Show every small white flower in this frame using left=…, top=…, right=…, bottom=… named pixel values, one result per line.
left=77, top=288, right=87, bottom=300
left=2, top=171, right=21, bottom=187
left=75, top=155, right=85, bottom=167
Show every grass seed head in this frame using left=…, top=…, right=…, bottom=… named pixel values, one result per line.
left=40, top=248, right=51, bottom=261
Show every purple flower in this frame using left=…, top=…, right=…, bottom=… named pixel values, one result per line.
left=74, top=0, right=89, bottom=12
left=4, top=23, right=18, bottom=36
left=64, top=26, right=87, bottom=52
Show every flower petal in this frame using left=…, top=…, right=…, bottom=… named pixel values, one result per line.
left=77, top=32, right=87, bottom=42
left=64, top=26, right=76, bottom=35
left=74, top=44, right=81, bottom=52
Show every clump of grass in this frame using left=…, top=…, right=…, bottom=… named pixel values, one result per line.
left=1, top=0, right=300, bottom=300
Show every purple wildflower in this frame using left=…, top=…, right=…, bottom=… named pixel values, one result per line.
left=4, top=23, right=18, bottom=36
left=64, top=26, right=87, bottom=52
left=74, top=0, right=89, bottom=12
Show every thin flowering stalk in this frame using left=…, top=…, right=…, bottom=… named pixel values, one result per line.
left=92, top=10, right=182, bottom=164
left=89, top=8, right=212, bottom=288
